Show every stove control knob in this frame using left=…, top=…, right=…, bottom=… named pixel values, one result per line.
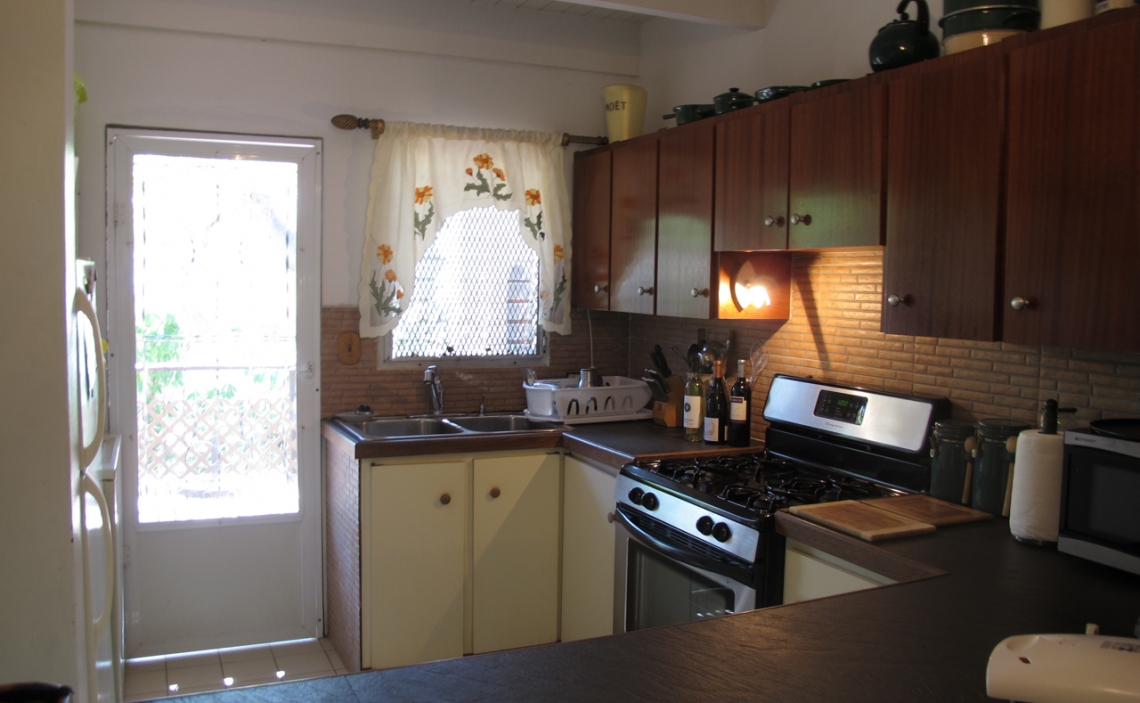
left=641, top=493, right=660, bottom=511
left=696, top=516, right=714, bottom=535
left=712, top=522, right=732, bottom=543
left=628, top=487, right=644, bottom=505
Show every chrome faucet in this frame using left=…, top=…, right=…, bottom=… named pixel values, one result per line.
left=424, top=365, right=444, bottom=415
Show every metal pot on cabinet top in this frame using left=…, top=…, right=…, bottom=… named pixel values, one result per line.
left=662, top=104, right=717, bottom=125
left=713, top=88, right=757, bottom=115
left=870, top=0, right=942, bottom=72
left=940, top=0, right=1040, bottom=55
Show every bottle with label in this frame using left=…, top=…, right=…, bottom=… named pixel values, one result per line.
left=728, top=359, right=751, bottom=447
left=704, top=360, right=728, bottom=444
left=683, top=372, right=704, bottom=442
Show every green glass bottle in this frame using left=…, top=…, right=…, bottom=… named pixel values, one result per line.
left=683, top=372, right=703, bottom=442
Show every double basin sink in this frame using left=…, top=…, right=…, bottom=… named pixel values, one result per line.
left=337, top=414, right=564, bottom=442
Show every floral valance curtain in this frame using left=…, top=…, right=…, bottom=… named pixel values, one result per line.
left=359, top=121, right=572, bottom=338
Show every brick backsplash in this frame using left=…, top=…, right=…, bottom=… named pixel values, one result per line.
left=324, top=250, right=1140, bottom=434
left=320, top=307, right=629, bottom=418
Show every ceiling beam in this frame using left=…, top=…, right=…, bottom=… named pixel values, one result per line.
left=567, top=0, right=771, bottom=29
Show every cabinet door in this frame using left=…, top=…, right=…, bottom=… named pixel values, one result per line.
left=657, top=122, right=715, bottom=318
left=882, top=50, right=1004, bottom=340
left=571, top=150, right=612, bottom=311
left=715, top=102, right=790, bottom=251
left=561, top=455, right=617, bottom=643
left=472, top=453, right=561, bottom=654
left=783, top=544, right=879, bottom=605
left=788, top=82, right=886, bottom=249
left=609, top=138, right=658, bottom=314
left=1005, top=18, right=1140, bottom=351
left=366, top=460, right=467, bottom=670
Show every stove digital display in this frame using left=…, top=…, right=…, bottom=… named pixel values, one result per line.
left=813, top=390, right=868, bottom=425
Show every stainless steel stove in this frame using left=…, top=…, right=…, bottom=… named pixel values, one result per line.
left=613, top=374, right=950, bottom=634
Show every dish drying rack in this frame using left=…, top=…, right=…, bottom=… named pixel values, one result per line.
left=523, top=376, right=653, bottom=425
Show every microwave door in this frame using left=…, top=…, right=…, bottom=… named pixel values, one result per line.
left=613, top=512, right=756, bottom=634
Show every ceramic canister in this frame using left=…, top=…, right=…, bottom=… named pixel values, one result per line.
left=602, top=84, right=648, bottom=143
left=1041, top=0, right=1094, bottom=27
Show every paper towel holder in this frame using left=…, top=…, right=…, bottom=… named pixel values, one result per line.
left=1038, top=399, right=1077, bottom=434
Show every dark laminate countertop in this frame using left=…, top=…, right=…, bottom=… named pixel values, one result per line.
left=169, top=509, right=1140, bottom=702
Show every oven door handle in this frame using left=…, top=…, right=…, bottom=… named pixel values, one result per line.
left=615, top=506, right=748, bottom=580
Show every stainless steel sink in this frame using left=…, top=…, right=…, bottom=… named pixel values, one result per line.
left=445, top=415, right=563, bottom=433
left=354, top=418, right=467, bottom=438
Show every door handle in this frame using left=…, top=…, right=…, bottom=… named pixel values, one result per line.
left=82, top=473, right=115, bottom=643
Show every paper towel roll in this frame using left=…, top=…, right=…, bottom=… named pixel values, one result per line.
left=1009, top=430, right=1066, bottom=543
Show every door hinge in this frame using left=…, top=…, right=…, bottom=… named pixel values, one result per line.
left=114, top=202, right=126, bottom=228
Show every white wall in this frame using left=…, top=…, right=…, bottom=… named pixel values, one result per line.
left=640, top=0, right=945, bottom=121
left=74, top=0, right=639, bottom=307
left=0, top=0, right=87, bottom=694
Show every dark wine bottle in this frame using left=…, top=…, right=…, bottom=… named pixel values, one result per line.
left=728, top=359, right=751, bottom=447
left=703, top=360, right=728, bottom=444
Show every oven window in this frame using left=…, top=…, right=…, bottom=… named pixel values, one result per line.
left=1067, top=456, right=1140, bottom=548
left=627, top=542, right=736, bottom=632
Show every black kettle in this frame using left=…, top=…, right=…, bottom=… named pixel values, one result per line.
left=869, top=0, right=941, bottom=72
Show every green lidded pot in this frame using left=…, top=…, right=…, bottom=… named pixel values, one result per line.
left=941, top=0, right=1040, bottom=54
left=713, top=88, right=757, bottom=115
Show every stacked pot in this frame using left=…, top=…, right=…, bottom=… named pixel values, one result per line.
left=941, top=0, right=1041, bottom=54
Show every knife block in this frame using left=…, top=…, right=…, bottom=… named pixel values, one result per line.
left=652, top=376, right=686, bottom=428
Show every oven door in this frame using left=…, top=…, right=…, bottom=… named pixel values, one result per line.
left=613, top=508, right=756, bottom=634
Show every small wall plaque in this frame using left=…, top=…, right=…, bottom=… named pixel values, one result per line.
left=337, top=331, right=362, bottom=365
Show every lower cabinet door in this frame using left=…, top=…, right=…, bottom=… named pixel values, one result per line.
left=367, top=460, right=467, bottom=670
left=782, top=540, right=883, bottom=604
left=561, top=455, right=617, bottom=643
left=472, top=453, right=561, bottom=654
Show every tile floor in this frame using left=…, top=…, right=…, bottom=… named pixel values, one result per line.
left=124, top=638, right=347, bottom=702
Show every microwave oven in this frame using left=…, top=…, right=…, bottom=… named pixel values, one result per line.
left=1059, top=429, right=1140, bottom=576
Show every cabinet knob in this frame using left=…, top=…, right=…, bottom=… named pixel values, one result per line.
left=1010, top=296, right=1031, bottom=311
left=887, top=294, right=909, bottom=307
left=594, top=284, right=608, bottom=294
left=607, top=512, right=615, bottom=524
left=439, top=493, right=451, bottom=505
left=763, top=216, right=785, bottom=227
left=637, top=286, right=655, bottom=296
left=690, top=288, right=710, bottom=298
left=790, top=214, right=811, bottom=226
left=490, top=487, right=501, bottom=499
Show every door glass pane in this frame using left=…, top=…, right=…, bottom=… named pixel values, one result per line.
left=626, top=542, right=736, bottom=632
left=133, top=154, right=299, bottom=523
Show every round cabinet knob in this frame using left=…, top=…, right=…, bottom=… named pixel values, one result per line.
left=763, top=216, right=785, bottom=228
left=594, top=284, right=608, bottom=294
left=628, top=487, right=644, bottom=505
left=489, top=487, right=501, bottom=499
left=637, top=286, right=655, bottom=296
left=439, top=493, right=451, bottom=505
left=1010, top=297, right=1030, bottom=311
left=790, top=214, right=811, bottom=226
left=607, top=512, right=615, bottom=524
left=690, top=288, right=710, bottom=298
left=641, top=493, right=660, bottom=511
left=696, top=516, right=714, bottom=536
left=887, top=294, right=909, bottom=307
left=712, top=522, right=732, bottom=543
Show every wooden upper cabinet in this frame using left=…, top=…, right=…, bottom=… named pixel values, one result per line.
left=1005, top=17, right=1140, bottom=351
left=609, top=137, right=658, bottom=315
left=657, top=122, right=715, bottom=319
left=882, top=49, right=1005, bottom=341
left=571, top=150, right=612, bottom=311
left=715, top=102, right=790, bottom=252
left=788, top=81, right=886, bottom=249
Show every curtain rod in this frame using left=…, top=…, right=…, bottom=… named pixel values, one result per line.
left=330, top=114, right=608, bottom=146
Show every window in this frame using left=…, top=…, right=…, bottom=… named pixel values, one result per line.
left=384, top=207, right=545, bottom=363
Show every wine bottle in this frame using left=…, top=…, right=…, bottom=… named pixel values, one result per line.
left=704, top=360, right=728, bottom=444
left=683, top=372, right=704, bottom=442
left=728, top=359, right=751, bottom=447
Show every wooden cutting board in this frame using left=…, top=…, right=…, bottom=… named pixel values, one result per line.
left=788, top=500, right=936, bottom=542
left=860, top=495, right=992, bottom=526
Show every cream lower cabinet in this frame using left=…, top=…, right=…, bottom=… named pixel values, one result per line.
left=362, top=452, right=560, bottom=670
left=782, top=538, right=894, bottom=604
left=560, top=455, right=618, bottom=643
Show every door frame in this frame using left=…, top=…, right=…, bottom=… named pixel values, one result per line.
left=106, top=127, right=323, bottom=655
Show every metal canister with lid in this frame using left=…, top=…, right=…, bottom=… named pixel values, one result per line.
left=971, top=418, right=1033, bottom=516
left=929, top=420, right=978, bottom=505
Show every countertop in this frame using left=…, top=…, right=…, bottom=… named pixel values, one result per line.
left=167, top=516, right=1139, bottom=703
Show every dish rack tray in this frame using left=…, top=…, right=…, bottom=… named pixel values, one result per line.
left=523, top=376, right=652, bottom=424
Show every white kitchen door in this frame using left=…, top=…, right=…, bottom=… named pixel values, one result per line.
left=107, top=129, right=322, bottom=656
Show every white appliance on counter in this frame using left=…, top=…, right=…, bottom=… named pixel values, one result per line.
left=76, top=260, right=124, bottom=703
left=987, top=629, right=1140, bottom=702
